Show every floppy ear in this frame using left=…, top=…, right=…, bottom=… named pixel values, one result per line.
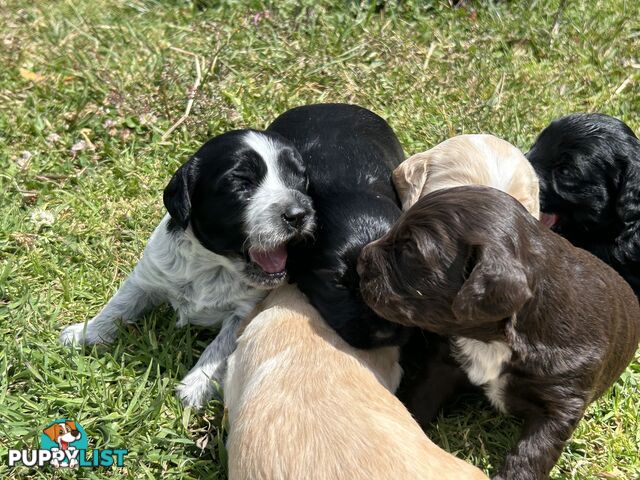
left=163, top=158, right=200, bottom=229
left=521, top=160, right=541, bottom=220
left=452, top=245, right=532, bottom=324
left=615, top=159, right=640, bottom=257
left=42, top=424, right=60, bottom=441
left=392, top=153, right=430, bottom=210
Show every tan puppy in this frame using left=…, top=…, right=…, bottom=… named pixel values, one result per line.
left=224, top=285, right=488, bottom=480
left=393, top=134, right=540, bottom=218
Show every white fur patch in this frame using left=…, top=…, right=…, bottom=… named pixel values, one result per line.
left=60, top=214, right=265, bottom=408
left=243, top=131, right=296, bottom=249
left=452, top=336, right=512, bottom=412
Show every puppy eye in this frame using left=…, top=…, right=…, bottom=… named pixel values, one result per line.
left=555, top=165, right=572, bottom=177
left=233, top=172, right=252, bottom=182
left=231, top=170, right=256, bottom=187
left=396, top=240, right=418, bottom=262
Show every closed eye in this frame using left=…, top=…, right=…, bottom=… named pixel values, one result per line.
left=278, top=149, right=308, bottom=190
left=232, top=171, right=255, bottom=185
left=394, top=239, right=418, bottom=267
left=279, top=149, right=305, bottom=175
left=230, top=151, right=265, bottom=187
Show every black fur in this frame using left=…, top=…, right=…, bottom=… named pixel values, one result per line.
left=395, top=329, right=475, bottom=424
left=268, top=103, right=411, bottom=348
left=526, top=113, right=640, bottom=296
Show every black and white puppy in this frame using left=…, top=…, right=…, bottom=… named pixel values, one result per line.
left=60, top=129, right=315, bottom=408
left=526, top=113, right=640, bottom=295
left=268, top=103, right=410, bottom=349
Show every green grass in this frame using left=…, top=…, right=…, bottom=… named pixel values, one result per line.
left=1, top=0, right=638, bottom=478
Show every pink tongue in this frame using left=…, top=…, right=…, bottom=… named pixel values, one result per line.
left=541, top=213, right=559, bottom=228
left=249, top=245, right=288, bottom=274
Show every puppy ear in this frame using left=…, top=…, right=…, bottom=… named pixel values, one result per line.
left=523, top=161, right=541, bottom=220
left=392, top=153, right=430, bottom=210
left=163, top=158, right=200, bottom=229
left=615, top=160, right=640, bottom=251
left=452, top=245, right=532, bottom=324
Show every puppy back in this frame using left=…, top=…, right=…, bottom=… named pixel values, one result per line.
left=560, top=242, right=640, bottom=398
left=225, top=285, right=488, bottom=480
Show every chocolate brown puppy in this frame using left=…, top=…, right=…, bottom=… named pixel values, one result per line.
left=358, top=185, right=640, bottom=480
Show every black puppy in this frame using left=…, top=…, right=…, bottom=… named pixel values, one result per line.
left=268, top=103, right=410, bottom=348
left=358, top=186, right=640, bottom=480
left=527, top=113, right=640, bottom=295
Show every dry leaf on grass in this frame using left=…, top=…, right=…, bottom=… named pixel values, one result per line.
left=19, top=68, right=45, bottom=82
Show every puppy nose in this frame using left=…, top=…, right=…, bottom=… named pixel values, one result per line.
left=282, top=206, right=307, bottom=229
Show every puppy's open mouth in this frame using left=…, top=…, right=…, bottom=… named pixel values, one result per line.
left=248, top=245, right=288, bottom=275
left=541, top=212, right=560, bottom=229
left=243, top=244, right=289, bottom=288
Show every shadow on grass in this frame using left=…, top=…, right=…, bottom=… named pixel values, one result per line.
left=426, top=392, right=523, bottom=475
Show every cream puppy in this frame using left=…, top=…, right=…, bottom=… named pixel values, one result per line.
left=393, top=134, right=540, bottom=218
left=224, top=285, right=488, bottom=480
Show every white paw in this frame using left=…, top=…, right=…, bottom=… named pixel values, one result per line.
left=60, top=322, right=90, bottom=346
left=59, top=321, right=113, bottom=346
left=176, top=369, right=220, bottom=409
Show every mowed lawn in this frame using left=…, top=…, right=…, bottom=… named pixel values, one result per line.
left=1, top=0, right=638, bottom=478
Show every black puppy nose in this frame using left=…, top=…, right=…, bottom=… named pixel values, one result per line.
left=282, top=206, right=307, bottom=229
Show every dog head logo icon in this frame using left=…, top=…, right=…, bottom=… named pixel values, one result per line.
left=42, top=421, right=82, bottom=450
left=40, top=419, right=88, bottom=468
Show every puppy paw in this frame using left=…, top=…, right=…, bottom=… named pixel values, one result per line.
left=59, top=321, right=112, bottom=346
left=176, top=369, right=219, bottom=409
left=59, top=322, right=90, bottom=346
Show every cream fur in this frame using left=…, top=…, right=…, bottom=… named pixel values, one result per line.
left=393, top=134, right=540, bottom=219
left=224, top=285, right=488, bottom=480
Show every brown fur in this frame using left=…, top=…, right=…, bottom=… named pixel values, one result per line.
left=393, top=134, right=540, bottom=218
left=391, top=134, right=541, bottom=432
left=359, top=186, right=640, bottom=479
left=225, top=285, right=488, bottom=480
